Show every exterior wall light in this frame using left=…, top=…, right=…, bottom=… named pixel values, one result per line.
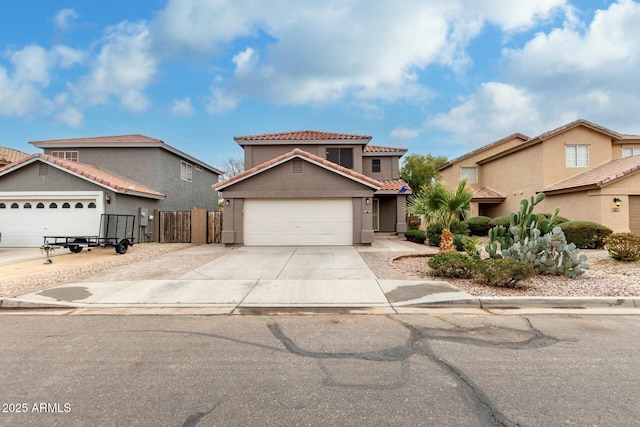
left=365, top=198, right=371, bottom=205
left=105, top=195, right=111, bottom=204
left=614, top=197, right=621, bottom=207
left=225, top=199, right=230, bottom=207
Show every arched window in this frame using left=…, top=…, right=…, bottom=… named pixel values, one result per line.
left=37, top=203, right=45, bottom=208
left=0, top=203, right=5, bottom=208
left=75, top=202, right=84, bottom=208
left=24, top=203, right=32, bottom=208
left=11, top=203, right=19, bottom=208
left=62, top=202, right=70, bottom=208
left=88, top=202, right=97, bottom=208
left=49, top=203, right=58, bottom=208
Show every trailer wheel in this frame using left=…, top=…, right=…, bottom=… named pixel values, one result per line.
left=116, top=240, right=129, bottom=254
left=69, top=238, right=86, bottom=253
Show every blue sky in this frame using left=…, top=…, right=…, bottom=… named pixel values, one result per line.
left=1, top=0, right=639, bottom=170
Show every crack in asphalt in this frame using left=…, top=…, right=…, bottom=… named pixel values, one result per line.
left=268, top=316, right=559, bottom=426
left=181, top=399, right=224, bottom=427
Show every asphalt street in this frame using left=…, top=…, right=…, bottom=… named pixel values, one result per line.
left=1, top=313, right=639, bottom=426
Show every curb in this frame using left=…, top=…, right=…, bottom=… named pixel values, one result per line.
left=1, top=296, right=639, bottom=312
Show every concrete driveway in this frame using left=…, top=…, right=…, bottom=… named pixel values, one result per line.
left=3, top=243, right=476, bottom=311
left=180, top=246, right=377, bottom=280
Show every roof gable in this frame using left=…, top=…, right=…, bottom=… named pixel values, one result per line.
left=0, top=154, right=165, bottom=199
left=214, top=148, right=382, bottom=190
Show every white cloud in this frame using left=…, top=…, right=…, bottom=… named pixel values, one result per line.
left=54, top=106, right=83, bottom=127
left=171, top=97, right=195, bottom=117
left=74, top=21, right=156, bottom=111
left=469, top=0, right=568, bottom=32
left=390, top=127, right=420, bottom=139
left=427, top=0, right=640, bottom=146
left=205, top=86, right=239, bottom=114
left=428, top=82, right=541, bottom=145
left=54, top=8, right=78, bottom=32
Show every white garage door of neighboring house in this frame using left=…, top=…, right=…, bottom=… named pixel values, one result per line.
left=0, top=192, right=103, bottom=247
left=244, top=199, right=353, bottom=246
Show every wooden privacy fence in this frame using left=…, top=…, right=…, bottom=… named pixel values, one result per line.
left=155, top=209, right=222, bottom=244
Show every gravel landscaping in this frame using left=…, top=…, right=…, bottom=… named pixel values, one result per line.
left=0, top=243, right=192, bottom=298
left=392, top=245, right=640, bottom=297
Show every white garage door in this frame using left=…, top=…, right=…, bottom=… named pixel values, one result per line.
left=244, top=199, right=353, bottom=246
left=0, top=193, right=102, bottom=247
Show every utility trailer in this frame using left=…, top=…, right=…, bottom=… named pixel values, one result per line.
left=41, top=214, right=135, bottom=263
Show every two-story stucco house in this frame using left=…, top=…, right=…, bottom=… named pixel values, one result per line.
left=214, top=130, right=411, bottom=246
left=438, top=119, right=640, bottom=233
left=0, top=135, right=222, bottom=247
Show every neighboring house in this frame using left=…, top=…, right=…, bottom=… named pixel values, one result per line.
left=0, top=135, right=222, bottom=247
left=0, top=146, right=29, bottom=167
left=213, top=130, right=411, bottom=246
left=438, top=119, right=640, bottom=233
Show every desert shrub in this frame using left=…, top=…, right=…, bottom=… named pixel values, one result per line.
left=539, top=213, right=570, bottom=225
left=404, top=230, right=426, bottom=244
left=605, top=233, right=640, bottom=261
left=426, top=221, right=470, bottom=247
left=473, top=259, right=535, bottom=288
left=427, top=252, right=477, bottom=279
left=559, top=221, right=613, bottom=249
left=464, top=235, right=482, bottom=257
left=488, top=215, right=511, bottom=227
left=454, top=234, right=475, bottom=252
left=463, top=216, right=492, bottom=236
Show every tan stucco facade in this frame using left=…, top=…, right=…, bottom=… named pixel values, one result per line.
left=439, top=120, right=640, bottom=233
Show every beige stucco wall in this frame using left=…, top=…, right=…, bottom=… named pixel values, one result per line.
left=541, top=127, right=613, bottom=187
left=438, top=135, right=526, bottom=190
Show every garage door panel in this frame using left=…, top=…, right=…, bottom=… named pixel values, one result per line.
left=0, top=199, right=100, bottom=247
left=244, top=199, right=352, bottom=246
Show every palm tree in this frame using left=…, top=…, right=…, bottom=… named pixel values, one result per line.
left=407, top=179, right=474, bottom=252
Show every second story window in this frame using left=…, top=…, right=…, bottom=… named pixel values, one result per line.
left=326, top=148, right=353, bottom=169
left=622, top=147, right=640, bottom=157
left=460, top=167, right=477, bottom=184
left=566, top=145, right=589, bottom=167
left=51, top=151, right=79, bottom=162
left=371, top=159, right=381, bottom=173
left=181, top=160, right=193, bottom=182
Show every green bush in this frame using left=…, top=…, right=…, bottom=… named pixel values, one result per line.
left=488, top=215, right=511, bottom=227
left=558, top=221, right=613, bottom=249
left=473, top=259, right=535, bottom=288
left=605, top=233, right=640, bottom=261
left=463, top=216, right=492, bottom=236
left=404, top=230, right=426, bottom=244
left=426, top=221, right=470, bottom=247
left=454, top=234, right=474, bottom=252
left=427, top=252, right=477, bottom=279
left=539, top=213, right=570, bottom=225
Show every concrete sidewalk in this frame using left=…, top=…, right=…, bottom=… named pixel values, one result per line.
left=1, top=243, right=639, bottom=313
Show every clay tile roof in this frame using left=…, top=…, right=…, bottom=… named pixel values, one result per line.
left=364, top=145, right=408, bottom=153
left=532, top=119, right=621, bottom=142
left=543, top=155, right=640, bottom=193
left=0, top=146, right=30, bottom=164
left=29, top=134, right=163, bottom=146
left=378, top=180, right=411, bottom=192
left=0, top=154, right=165, bottom=199
left=214, top=148, right=382, bottom=190
left=234, top=130, right=371, bottom=142
left=473, top=186, right=506, bottom=199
